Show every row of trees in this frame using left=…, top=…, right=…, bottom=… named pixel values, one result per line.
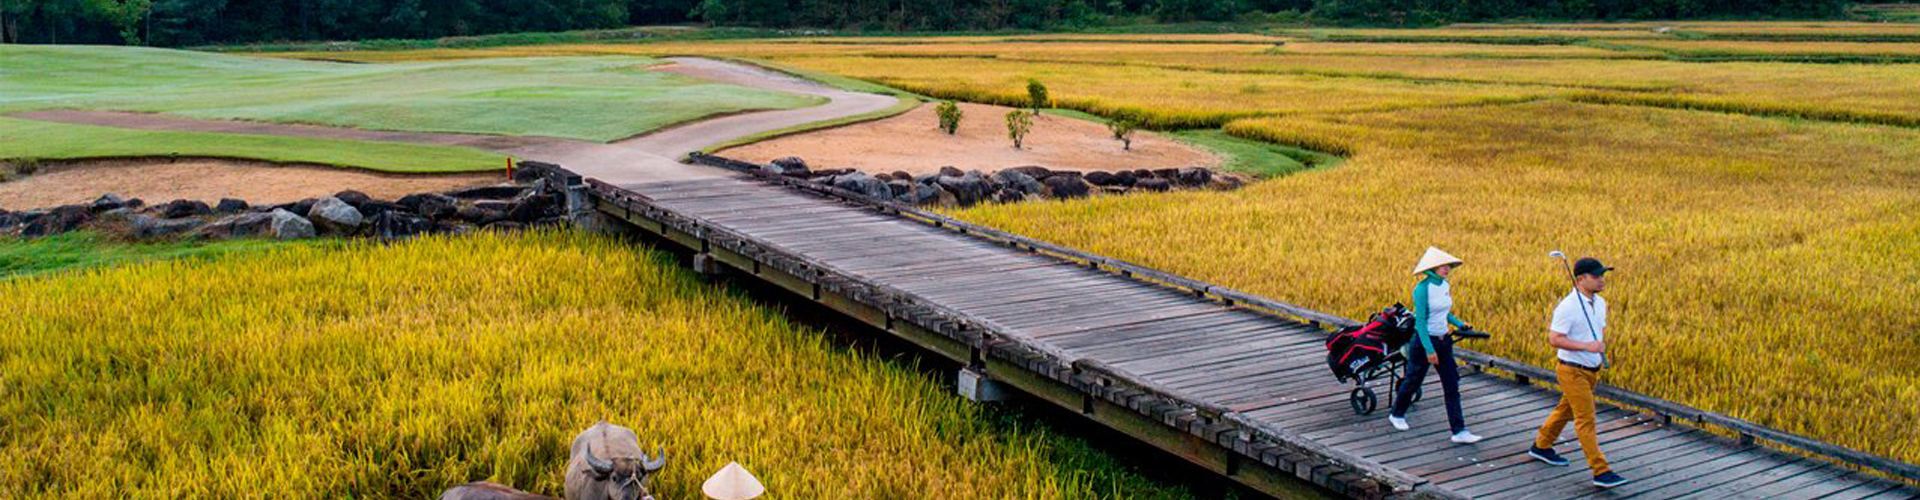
left=1, top=0, right=1849, bottom=47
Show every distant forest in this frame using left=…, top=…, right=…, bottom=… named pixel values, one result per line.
left=0, top=0, right=1859, bottom=47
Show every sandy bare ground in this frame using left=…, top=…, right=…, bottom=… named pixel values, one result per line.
left=0, top=159, right=499, bottom=209
left=723, top=102, right=1219, bottom=175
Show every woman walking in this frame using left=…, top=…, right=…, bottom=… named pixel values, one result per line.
left=1388, top=247, right=1482, bottom=444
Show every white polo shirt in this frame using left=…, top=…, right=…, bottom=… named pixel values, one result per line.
left=1550, top=290, right=1607, bottom=369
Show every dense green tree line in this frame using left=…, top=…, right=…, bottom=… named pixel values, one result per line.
left=0, top=0, right=1849, bottom=47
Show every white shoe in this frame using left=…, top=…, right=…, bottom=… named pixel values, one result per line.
left=1388, top=415, right=1410, bottom=431
left=1450, top=431, right=1483, bottom=444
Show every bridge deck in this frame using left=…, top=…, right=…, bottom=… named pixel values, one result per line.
left=589, top=172, right=1917, bottom=500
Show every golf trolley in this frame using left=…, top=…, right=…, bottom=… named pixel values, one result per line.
left=1324, top=304, right=1491, bottom=415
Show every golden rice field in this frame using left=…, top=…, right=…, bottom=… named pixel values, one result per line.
left=1611, top=39, right=1920, bottom=56
left=0, top=231, right=1195, bottom=499
left=957, top=100, right=1920, bottom=464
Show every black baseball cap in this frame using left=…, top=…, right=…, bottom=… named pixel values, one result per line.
left=1574, top=257, right=1613, bottom=277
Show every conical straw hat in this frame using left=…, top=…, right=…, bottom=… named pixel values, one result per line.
left=702, top=462, right=765, bottom=500
left=1411, top=247, right=1464, bottom=275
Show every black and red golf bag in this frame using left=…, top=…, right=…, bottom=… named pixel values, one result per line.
left=1325, top=304, right=1416, bottom=383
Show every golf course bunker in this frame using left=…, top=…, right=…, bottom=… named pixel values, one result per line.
left=0, top=158, right=497, bottom=209
left=723, top=102, right=1219, bottom=175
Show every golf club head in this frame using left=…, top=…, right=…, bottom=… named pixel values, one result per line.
left=1548, top=250, right=1567, bottom=260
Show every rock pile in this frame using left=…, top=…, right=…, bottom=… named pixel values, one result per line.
left=758, top=157, right=1244, bottom=208
left=1, top=181, right=568, bottom=242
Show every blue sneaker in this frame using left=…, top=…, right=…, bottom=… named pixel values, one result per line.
left=1593, top=471, right=1629, bottom=488
left=1528, top=446, right=1570, bottom=466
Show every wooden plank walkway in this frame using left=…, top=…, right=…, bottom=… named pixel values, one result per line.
left=573, top=163, right=1920, bottom=500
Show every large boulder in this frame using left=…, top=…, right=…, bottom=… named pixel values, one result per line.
left=371, top=210, right=435, bottom=239
left=1084, top=171, right=1120, bottom=187
left=890, top=170, right=911, bottom=181
left=398, top=193, right=459, bottom=220
left=214, top=198, right=249, bottom=213
left=157, top=199, right=213, bottom=218
left=990, top=170, right=1045, bottom=195
left=993, top=188, right=1027, bottom=203
left=767, top=157, right=811, bottom=176
left=1137, top=177, right=1173, bottom=192
left=832, top=171, right=893, bottom=200
left=356, top=200, right=403, bottom=218
left=268, top=209, right=316, bottom=239
left=1041, top=174, right=1091, bottom=199
left=1176, top=167, right=1212, bottom=187
left=306, top=197, right=364, bottom=235
left=1152, top=168, right=1181, bottom=180
left=1113, top=169, right=1138, bottom=187
left=938, top=166, right=965, bottom=178
left=22, top=205, right=93, bottom=237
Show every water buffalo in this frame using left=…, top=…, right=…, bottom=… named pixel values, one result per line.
left=439, top=481, right=560, bottom=500
left=565, top=421, right=667, bottom=500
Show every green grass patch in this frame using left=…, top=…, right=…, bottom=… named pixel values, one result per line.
left=0, top=117, right=506, bottom=173
left=0, top=231, right=316, bottom=279
left=1038, top=108, right=1338, bottom=178
left=1, top=45, right=823, bottom=142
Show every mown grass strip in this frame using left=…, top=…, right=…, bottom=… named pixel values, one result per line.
left=0, top=117, right=506, bottom=173
left=695, top=57, right=927, bottom=154
left=0, top=231, right=319, bottom=279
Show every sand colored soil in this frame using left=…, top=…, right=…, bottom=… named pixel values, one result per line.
left=723, top=103, right=1219, bottom=175
left=0, top=158, right=498, bottom=210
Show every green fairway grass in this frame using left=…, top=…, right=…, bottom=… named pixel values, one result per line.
left=0, top=117, right=506, bottom=173
left=0, top=45, right=824, bottom=142
left=0, top=231, right=318, bottom=279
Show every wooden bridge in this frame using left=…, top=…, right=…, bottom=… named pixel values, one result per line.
left=534, top=156, right=1920, bottom=500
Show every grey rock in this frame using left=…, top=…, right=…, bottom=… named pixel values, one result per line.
left=1041, top=174, right=1091, bottom=199
left=832, top=172, right=893, bottom=200
left=890, top=170, right=911, bottom=181
left=446, top=185, right=527, bottom=200
left=399, top=193, right=458, bottom=220
left=768, top=157, right=811, bottom=176
left=357, top=200, right=403, bottom=218
left=1084, top=171, right=1120, bottom=186
left=886, top=179, right=913, bottom=197
left=269, top=209, right=316, bottom=239
left=1176, top=167, right=1212, bottom=187
left=1137, top=178, right=1173, bottom=192
left=215, top=198, right=249, bottom=213
left=1004, top=165, right=1053, bottom=180
left=457, top=205, right=506, bottom=224
left=157, top=199, right=212, bottom=218
left=371, top=210, right=435, bottom=239
left=993, top=189, right=1026, bottom=203
left=196, top=212, right=274, bottom=239
left=990, top=170, right=1045, bottom=195
left=1153, top=168, right=1180, bottom=179
left=23, top=205, right=92, bottom=237
left=1113, top=169, right=1138, bottom=186
left=486, top=220, right=527, bottom=231
left=938, top=166, right=964, bottom=177
left=506, top=193, right=558, bottom=222
left=270, top=198, right=317, bottom=217
left=306, top=197, right=364, bottom=235
left=140, top=217, right=205, bottom=239
left=333, top=190, right=373, bottom=208
left=936, top=174, right=989, bottom=206
left=91, top=193, right=128, bottom=212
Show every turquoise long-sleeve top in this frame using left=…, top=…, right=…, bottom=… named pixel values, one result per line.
left=1411, top=270, right=1468, bottom=354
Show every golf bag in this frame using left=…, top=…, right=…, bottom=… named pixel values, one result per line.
left=1325, top=304, right=1416, bottom=383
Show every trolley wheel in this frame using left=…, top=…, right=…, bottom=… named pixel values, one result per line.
left=1350, top=387, right=1378, bottom=415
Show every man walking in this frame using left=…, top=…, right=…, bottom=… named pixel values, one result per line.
left=1526, top=257, right=1629, bottom=488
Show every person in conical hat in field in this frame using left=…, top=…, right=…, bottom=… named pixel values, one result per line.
left=1387, top=247, right=1482, bottom=444
left=702, top=462, right=765, bottom=500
